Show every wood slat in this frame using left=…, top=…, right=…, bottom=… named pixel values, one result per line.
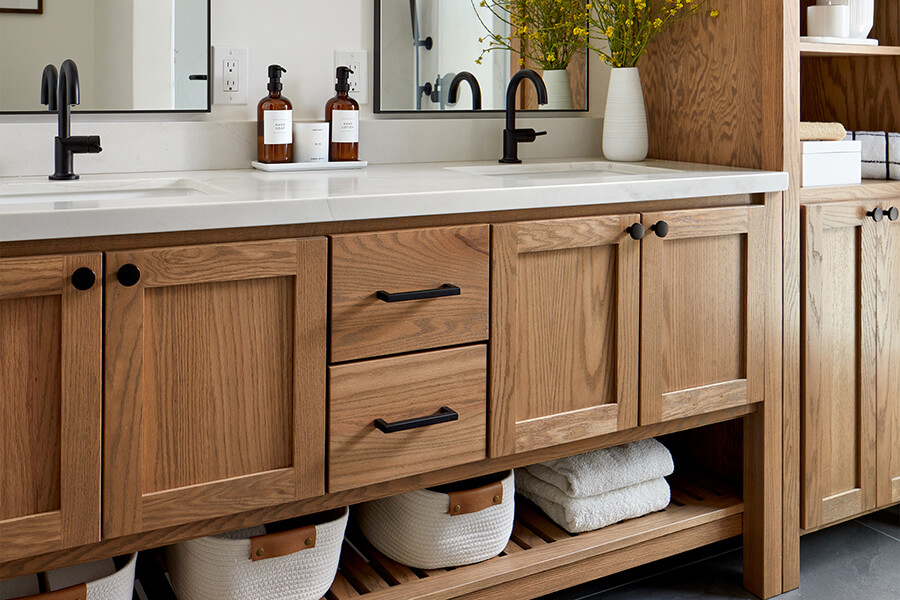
left=338, top=541, right=391, bottom=594
left=799, top=42, right=900, bottom=57
left=510, top=522, right=548, bottom=551
left=514, top=216, right=636, bottom=253
left=514, top=500, right=571, bottom=543
left=661, top=381, right=750, bottom=421
left=326, top=572, right=362, bottom=599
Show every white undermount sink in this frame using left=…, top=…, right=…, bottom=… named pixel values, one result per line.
left=447, top=160, right=679, bottom=181
left=0, top=177, right=224, bottom=205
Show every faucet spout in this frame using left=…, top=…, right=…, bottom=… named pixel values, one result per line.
left=500, top=69, right=549, bottom=164
left=447, top=72, right=482, bottom=110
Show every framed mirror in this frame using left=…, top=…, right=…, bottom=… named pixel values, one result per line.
left=375, top=0, right=587, bottom=113
left=0, top=0, right=210, bottom=113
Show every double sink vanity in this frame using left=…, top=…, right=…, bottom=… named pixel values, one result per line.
left=0, top=157, right=789, bottom=599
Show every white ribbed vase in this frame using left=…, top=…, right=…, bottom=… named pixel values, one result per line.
left=540, top=69, right=573, bottom=110
left=602, top=67, right=648, bottom=162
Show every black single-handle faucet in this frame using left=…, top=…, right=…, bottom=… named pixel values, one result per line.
left=500, top=69, right=548, bottom=164
left=41, top=59, right=102, bottom=180
left=447, top=72, right=482, bottom=110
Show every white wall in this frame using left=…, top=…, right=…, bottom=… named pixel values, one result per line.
left=0, top=0, right=97, bottom=111
left=0, top=0, right=611, bottom=177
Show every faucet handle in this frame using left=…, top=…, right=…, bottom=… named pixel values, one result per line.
left=514, top=129, right=547, bottom=143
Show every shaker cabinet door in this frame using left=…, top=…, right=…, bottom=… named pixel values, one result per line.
left=103, top=239, right=327, bottom=537
left=0, top=253, right=102, bottom=561
left=801, top=202, right=878, bottom=529
left=639, top=206, right=766, bottom=425
left=490, top=215, right=641, bottom=457
left=876, top=205, right=900, bottom=507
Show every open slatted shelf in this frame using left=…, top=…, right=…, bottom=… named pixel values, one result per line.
left=322, top=475, right=743, bottom=600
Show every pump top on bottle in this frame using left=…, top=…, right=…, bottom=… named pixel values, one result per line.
left=257, top=64, right=293, bottom=163
left=326, top=66, right=360, bottom=162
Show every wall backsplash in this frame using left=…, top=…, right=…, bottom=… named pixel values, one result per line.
left=0, top=0, right=609, bottom=177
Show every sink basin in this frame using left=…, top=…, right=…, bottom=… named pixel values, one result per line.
left=447, top=161, right=679, bottom=181
left=0, top=177, right=224, bottom=205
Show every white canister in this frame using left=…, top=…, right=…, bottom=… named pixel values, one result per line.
left=293, top=122, right=330, bottom=163
left=807, top=5, right=851, bottom=38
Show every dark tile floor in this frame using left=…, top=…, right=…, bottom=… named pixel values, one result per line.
left=539, top=505, right=899, bottom=600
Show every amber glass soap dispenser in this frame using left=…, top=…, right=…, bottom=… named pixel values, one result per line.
left=257, top=65, right=292, bottom=163
left=326, top=66, right=360, bottom=161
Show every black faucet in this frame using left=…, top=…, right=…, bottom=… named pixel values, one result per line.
left=500, top=69, right=548, bottom=164
left=41, top=59, right=102, bottom=180
left=447, top=72, right=482, bottom=110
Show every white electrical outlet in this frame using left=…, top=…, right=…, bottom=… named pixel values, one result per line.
left=335, top=50, right=368, bottom=104
left=213, top=46, right=248, bottom=104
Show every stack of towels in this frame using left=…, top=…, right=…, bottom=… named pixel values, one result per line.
left=845, top=131, right=900, bottom=180
left=516, top=438, right=674, bottom=534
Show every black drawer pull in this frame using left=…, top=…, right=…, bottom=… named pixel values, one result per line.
left=376, top=284, right=460, bottom=303
left=374, top=406, right=459, bottom=433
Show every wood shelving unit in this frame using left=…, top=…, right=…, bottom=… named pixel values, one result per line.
left=799, top=41, right=900, bottom=57
left=322, top=475, right=742, bottom=600
left=800, top=180, right=900, bottom=202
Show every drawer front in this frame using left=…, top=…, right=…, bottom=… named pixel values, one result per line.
left=330, top=225, right=489, bottom=362
left=329, top=345, right=487, bottom=491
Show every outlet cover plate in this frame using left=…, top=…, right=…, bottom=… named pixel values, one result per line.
left=335, top=50, right=368, bottom=104
left=213, top=46, right=248, bottom=104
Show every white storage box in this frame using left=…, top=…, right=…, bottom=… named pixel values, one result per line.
left=166, top=507, right=348, bottom=600
left=357, top=470, right=515, bottom=569
left=0, top=554, right=137, bottom=600
left=801, top=140, right=862, bottom=187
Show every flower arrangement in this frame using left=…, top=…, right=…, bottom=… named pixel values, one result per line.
left=586, top=1, right=718, bottom=68
left=473, top=0, right=591, bottom=70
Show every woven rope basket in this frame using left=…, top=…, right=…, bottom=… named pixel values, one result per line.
left=167, top=507, right=348, bottom=600
left=357, top=470, right=515, bottom=569
left=1, top=553, right=136, bottom=600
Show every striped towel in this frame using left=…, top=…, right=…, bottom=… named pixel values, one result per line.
left=845, top=131, right=900, bottom=180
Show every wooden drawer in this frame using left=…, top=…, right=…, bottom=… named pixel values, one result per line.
left=328, top=345, right=487, bottom=491
left=330, top=225, right=489, bottom=362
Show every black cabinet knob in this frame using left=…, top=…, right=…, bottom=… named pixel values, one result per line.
left=626, top=223, right=645, bottom=240
left=867, top=208, right=884, bottom=222
left=117, top=264, right=141, bottom=287
left=887, top=207, right=899, bottom=222
left=651, top=221, right=669, bottom=238
left=71, top=267, right=96, bottom=291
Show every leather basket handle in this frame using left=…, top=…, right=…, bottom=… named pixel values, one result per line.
left=250, top=524, right=317, bottom=561
left=17, top=584, right=88, bottom=600
left=447, top=481, right=504, bottom=516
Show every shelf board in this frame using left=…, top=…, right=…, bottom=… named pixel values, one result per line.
left=800, top=42, right=900, bottom=57
left=801, top=180, right=900, bottom=202
left=324, top=475, right=743, bottom=600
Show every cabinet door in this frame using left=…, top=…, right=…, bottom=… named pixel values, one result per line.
left=104, top=239, right=326, bottom=537
left=490, top=216, right=641, bottom=456
left=801, top=202, right=877, bottom=529
left=876, top=206, right=900, bottom=507
left=640, top=206, right=765, bottom=425
left=0, top=253, right=102, bottom=561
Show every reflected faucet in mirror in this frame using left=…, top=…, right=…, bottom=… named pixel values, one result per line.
left=41, top=59, right=102, bottom=180
left=447, top=72, right=482, bottom=110
left=501, top=69, right=548, bottom=164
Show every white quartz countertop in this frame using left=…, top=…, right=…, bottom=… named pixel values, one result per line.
left=0, top=158, right=788, bottom=242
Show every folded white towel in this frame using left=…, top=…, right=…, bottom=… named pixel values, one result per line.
left=524, top=438, right=674, bottom=498
left=516, top=469, right=671, bottom=534
left=847, top=131, right=900, bottom=180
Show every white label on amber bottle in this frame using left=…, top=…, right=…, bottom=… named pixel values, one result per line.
left=264, top=110, right=293, bottom=145
left=331, top=110, right=359, bottom=143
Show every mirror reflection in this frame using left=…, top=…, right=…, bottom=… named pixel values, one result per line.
left=0, top=0, right=209, bottom=113
left=376, top=0, right=587, bottom=113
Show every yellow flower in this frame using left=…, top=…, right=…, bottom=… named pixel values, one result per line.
left=710, top=9, right=720, bottom=17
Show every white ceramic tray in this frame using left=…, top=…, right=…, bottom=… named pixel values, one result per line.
left=800, top=36, right=879, bottom=46
left=251, top=161, right=367, bottom=172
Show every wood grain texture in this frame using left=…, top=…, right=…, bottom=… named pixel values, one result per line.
left=103, top=239, right=326, bottom=537
left=328, top=345, right=487, bottom=491
left=490, top=215, right=640, bottom=457
left=800, top=181, right=900, bottom=203
left=800, top=204, right=878, bottom=529
left=799, top=42, right=900, bottom=57
left=876, top=216, right=900, bottom=506
left=640, top=207, right=765, bottom=426
left=0, top=253, right=102, bottom=562
left=330, top=225, right=489, bottom=362
left=1, top=404, right=756, bottom=579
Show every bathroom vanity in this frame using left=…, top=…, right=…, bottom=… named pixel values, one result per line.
left=0, top=160, right=789, bottom=599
